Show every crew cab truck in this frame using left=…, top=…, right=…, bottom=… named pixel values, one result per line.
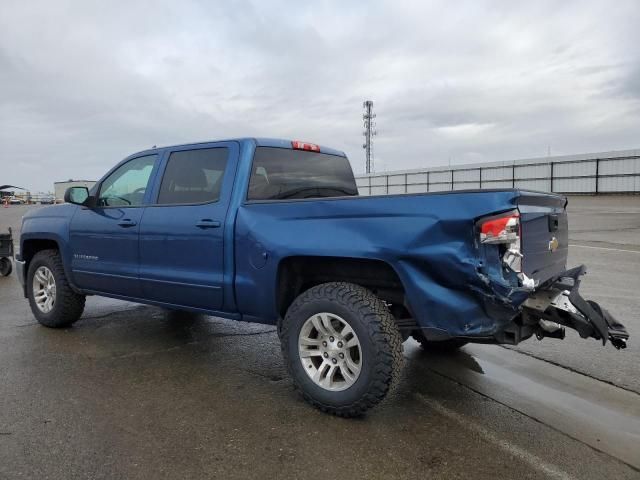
left=15, top=138, right=629, bottom=416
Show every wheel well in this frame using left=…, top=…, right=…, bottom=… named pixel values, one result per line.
left=276, top=256, right=412, bottom=321
left=22, top=239, right=59, bottom=269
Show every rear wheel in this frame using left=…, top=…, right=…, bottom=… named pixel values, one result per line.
left=27, top=249, right=85, bottom=328
left=279, top=282, right=404, bottom=417
left=0, top=257, right=12, bottom=276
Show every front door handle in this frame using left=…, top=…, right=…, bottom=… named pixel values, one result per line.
left=196, top=219, right=221, bottom=229
left=117, top=219, right=137, bottom=228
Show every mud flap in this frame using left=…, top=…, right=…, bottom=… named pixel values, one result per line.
left=523, top=265, right=629, bottom=349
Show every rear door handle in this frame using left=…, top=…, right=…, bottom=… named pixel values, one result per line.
left=196, top=219, right=221, bottom=229
left=117, top=219, right=137, bottom=228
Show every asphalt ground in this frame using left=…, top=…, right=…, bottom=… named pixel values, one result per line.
left=0, top=197, right=639, bottom=479
left=512, top=195, right=640, bottom=393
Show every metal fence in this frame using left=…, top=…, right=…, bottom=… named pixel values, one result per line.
left=355, top=149, right=640, bottom=195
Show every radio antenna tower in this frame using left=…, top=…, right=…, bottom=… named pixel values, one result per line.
left=362, top=100, right=377, bottom=173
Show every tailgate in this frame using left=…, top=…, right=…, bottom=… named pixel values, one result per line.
left=518, top=191, right=568, bottom=284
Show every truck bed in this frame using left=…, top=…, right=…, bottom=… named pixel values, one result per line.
left=234, top=188, right=568, bottom=338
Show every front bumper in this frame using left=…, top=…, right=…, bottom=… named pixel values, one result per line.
left=522, top=265, right=629, bottom=349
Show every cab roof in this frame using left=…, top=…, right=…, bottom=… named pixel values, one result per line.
left=131, top=138, right=346, bottom=159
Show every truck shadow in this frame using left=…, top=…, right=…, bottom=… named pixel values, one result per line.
left=26, top=301, right=490, bottom=416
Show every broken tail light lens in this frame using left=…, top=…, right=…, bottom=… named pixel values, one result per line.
left=480, top=211, right=520, bottom=245
left=479, top=211, right=525, bottom=275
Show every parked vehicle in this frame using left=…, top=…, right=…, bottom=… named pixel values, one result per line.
left=9, top=197, right=24, bottom=205
left=15, top=138, right=629, bottom=416
left=0, top=228, right=14, bottom=276
left=40, top=196, right=55, bottom=205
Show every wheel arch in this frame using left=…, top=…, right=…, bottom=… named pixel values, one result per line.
left=22, top=238, right=60, bottom=267
left=275, top=255, right=413, bottom=324
left=21, top=237, right=80, bottom=295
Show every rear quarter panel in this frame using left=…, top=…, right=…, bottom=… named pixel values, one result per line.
left=234, top=190, right=525, bottom=337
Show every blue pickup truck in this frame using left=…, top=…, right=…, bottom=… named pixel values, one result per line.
left=16, top=138, right=628, bottom=416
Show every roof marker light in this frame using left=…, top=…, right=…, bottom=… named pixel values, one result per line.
left=291, top=141, right=320, bottom=152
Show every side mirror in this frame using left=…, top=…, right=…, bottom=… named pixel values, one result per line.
left=64, top=186, right=91, bottom=206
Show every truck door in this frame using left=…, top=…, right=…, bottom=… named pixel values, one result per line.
left=138, top=142, right=239, bottom=311
left=69, top=154, right=158, bottom=297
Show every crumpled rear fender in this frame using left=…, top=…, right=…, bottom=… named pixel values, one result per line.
left=392, top=219, right=531, bottom=339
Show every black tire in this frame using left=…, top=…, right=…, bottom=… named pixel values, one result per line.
left=27, top=249, right=85, bottom=328
left=279, top=282, right=404, bottom=417
left=413, top=334, right=467, bottom=353
left=0, top=257, right=12, bottom=276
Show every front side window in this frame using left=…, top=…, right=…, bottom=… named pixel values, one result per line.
left=98, top=155, right=157, bottom=207
left=248, top=147, right=358, bottom=201
left=157, top=148, right=228, bottom=205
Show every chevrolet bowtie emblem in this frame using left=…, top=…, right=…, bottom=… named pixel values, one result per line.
left=548, top=237, right=559, bottom=252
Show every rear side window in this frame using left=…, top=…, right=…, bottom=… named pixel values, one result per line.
left=248, top=147, right=358, bottom=201
left=157, top=148, right=228, bottom=204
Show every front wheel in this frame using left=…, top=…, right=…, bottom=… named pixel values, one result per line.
left=27, top=249, right=85, bottom=328
left=279, top=282, right=404, bottom=417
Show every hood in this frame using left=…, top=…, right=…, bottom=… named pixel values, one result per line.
left=23, top=203, right=77, bottom=220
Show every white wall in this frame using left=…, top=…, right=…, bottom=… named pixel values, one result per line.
left=356, top=149, right=640, bottom=196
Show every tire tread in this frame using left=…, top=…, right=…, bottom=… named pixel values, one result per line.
left=279, top=282, right=403, bottom=417
left=28, top=249, right=85, bottom=328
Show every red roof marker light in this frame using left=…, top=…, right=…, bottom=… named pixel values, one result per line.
left=292, top=141, right=320, bottom=152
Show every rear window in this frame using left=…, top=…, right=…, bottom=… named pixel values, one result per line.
left=248, top=147, right=358, bottom=201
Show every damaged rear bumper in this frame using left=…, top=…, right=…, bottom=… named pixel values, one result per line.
left=522, top=265, right=629, bottom=349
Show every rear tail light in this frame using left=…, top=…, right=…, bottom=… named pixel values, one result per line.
left=291, top=141, right=320, bottom=152
left=479, top=211, right=525, bottom=275
left=480, top=211, right=520, bottom=245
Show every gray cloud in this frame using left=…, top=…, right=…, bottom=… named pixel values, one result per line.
left=1, top=0, right=639, bottom=191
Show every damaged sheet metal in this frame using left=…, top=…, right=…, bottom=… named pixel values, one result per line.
left=523, top=265, right=629, bottom=349
left=236, top=189, right=570, bottom=338
left=236, top=187, right=628, bottom=346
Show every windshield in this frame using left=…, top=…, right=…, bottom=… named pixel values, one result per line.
left=247, top=147, right=358, bottom=201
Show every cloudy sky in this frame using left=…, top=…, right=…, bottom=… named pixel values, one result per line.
left=1, top=0, right=639, bottom=192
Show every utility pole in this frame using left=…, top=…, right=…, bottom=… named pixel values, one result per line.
left=362, top=100, right=377, bottom=173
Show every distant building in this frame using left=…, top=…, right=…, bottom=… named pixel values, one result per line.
left=54, top=180, right=96, bottom=202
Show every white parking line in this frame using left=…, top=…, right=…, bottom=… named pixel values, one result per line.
left=415, top=393, right=575, bottom=480
left=569, top=244, right=640, bottom=254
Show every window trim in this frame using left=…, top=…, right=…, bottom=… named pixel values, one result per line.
left=244, top=146, right=357, bottom=203
left=149, top=146, right=230, bottom=208
left=93, top=154, right=159, bottom=209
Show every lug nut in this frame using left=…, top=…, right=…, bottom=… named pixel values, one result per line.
left=337, top=341, right=343, bottom=348
left=331, top=358, right=337, bottom=364
left=339, top=353, right=344, bottom=359
left=329, top=336, right=335, bottom=342
left=322, top=341, right=327, bottom=347
left=323, top=352, right=328, bottom=358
